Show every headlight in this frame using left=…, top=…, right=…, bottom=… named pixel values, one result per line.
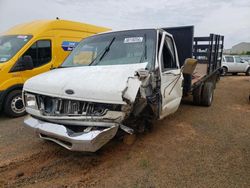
left=24, top=93, right=38, bottom=109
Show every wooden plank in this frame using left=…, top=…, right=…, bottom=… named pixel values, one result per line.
left=191, top=63, right=208, bottom=85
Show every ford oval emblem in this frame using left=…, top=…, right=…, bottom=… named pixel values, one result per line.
left=65, top=89, right=74, bottom=95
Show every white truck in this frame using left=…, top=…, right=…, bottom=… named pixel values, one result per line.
left=23, top=26, right=224, bottom=152
left=221, top=55, right=250, bottom=76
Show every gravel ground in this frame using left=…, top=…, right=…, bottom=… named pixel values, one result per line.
left=0, top=75, right=249, bottom=188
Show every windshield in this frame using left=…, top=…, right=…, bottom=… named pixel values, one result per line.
left=61, top=29, right=156, bottom=70
left=0, top=35, right=32, bottom=63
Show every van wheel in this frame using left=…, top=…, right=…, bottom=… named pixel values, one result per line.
left=246, top=68, right=250, bottom=76
left=201, top=82, right=214, bottom=106
left=221, top=67, right=227, bottom=76
left=193, top=84, right=203, bottom=105
left=4, top=90, right=26, bottom=117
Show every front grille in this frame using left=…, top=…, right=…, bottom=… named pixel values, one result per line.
left=35, top=94, right=121, bottom=116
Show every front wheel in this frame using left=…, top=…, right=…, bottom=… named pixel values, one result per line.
left=4, top=90, right=26, bottom=117
left=246, top=68, right=250, bottom=76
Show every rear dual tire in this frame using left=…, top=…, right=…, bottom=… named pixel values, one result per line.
left=193, top=82, right=214, bottom=106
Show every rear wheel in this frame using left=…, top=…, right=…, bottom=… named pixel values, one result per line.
left=193, top=84, right=203, bottom=105
left=200, top=82, right=214, bottom=106
left=246, top=68, right=250, bottom=76
left=4, top=90, right=26, bottom=117
left=221, top=67, right=228, bottom=76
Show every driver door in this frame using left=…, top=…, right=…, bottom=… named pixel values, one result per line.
left=158, top=32, right=183, bottom=119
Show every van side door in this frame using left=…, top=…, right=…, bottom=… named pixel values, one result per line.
left=158, top=32, right=183, bottom=119
left=19, top=38, right=53, bottom=82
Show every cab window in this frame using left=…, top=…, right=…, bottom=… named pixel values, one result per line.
left=161, top=35, right=177, bottom=72
left=23, top=40, right=51, bottom=67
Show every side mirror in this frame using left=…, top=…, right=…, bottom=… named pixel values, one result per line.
left=10, top=55, right=34, bottom=72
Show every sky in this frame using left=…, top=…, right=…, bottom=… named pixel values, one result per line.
left=0, top=0, right=249, bottom=49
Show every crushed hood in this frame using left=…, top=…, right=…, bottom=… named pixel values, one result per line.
left=24, top=63, right=148, bottom=104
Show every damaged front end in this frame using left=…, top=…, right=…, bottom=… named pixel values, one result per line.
left=24, top=92, right=127, bottom=152
left=23, top=68, right=159, bottom=152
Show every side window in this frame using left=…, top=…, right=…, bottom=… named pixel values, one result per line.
left=23, top=40, right=51, bottom=68
left=161, top=35, right=177, bottom=71
left=225, top=56, right=234, bottom=63
left=235, top=57, right=241, bottom=63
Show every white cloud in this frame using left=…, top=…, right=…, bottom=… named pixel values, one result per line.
left=0, top=0, right=249, bottom=48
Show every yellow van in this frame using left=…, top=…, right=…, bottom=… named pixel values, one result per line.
left=0, top=19, right=109, bottom=117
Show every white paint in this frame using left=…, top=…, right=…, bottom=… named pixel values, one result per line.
left=158, top=32, right=183, bottom=119
left=122, top=77, right=141, bottom=103
left=24, top=63, right=148, bottom=104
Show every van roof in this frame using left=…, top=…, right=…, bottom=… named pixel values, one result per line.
left=2, top=19, right=110, bottom=36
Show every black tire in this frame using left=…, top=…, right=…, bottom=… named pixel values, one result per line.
left=193, top=84, right=203, bottom=105
left=4, top=90, right=26, bottom=117
left=200, top=82, right=214, bottom=106
left=246, top=68, right=250, bottom=76
left=221, top=67, right=228, bottom=76
left=216, top=73, right=220, bottom=82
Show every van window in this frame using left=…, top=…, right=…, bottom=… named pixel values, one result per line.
left=0, top=35, right=32, bottom=63
left=161, top=35, right=177, bottom=71
left=225, top=56, right=234, bottom=63
left=23, top=40, right=51, bottom=67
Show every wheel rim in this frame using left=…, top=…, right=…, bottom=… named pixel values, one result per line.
left=11, top=95, right=25, bottom=114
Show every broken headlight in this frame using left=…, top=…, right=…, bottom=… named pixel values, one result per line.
left=24, top=93, right=38, bottom=109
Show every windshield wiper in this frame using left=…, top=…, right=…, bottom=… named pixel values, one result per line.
left=89, top=37, right=116, bottom=66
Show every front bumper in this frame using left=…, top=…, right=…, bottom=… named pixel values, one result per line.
left=24, top=116, right=119, bottom=152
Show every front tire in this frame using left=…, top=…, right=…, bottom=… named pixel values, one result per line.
left=4, top=90, right=26, bottom=117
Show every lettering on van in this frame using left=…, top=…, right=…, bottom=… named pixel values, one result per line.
left=61, top=41, right=79, bottom=51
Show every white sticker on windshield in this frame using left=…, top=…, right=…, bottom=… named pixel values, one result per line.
left=17, top=35, right=28, bottom=39
left=124, top=37, right=143, bottom=43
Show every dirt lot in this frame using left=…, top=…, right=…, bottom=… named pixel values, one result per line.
left=0, top=76, right=249, bottom=188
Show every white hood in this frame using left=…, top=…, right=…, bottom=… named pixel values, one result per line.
left=24, top=63, right=148, bottom=104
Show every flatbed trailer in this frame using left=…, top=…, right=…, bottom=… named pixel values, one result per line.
left=164, top=26, right=224, bottom=105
